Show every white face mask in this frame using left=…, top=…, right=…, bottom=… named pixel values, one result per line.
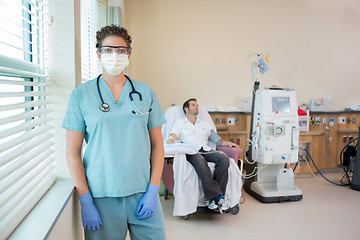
left=100, top=53, right=129, bottom=76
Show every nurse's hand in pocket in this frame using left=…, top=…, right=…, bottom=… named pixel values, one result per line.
left=136, top=184, right=160, bottom=219
left=78, top=192, right=102, bottom=230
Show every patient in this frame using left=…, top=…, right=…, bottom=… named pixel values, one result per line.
left=167, top=98, right=240, bottom=213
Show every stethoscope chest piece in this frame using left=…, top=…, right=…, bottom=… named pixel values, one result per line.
left=100, top=103, right=110, bottom=112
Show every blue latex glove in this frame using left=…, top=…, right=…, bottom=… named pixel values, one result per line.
left=78, top=192, right=102, bottom=230
left=136, top=184, right=160, bottom=219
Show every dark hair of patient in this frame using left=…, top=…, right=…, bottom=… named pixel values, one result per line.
left=183, top=98, right=197, bottom=114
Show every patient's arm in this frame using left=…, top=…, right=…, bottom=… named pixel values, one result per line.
left=166, top=133, right=178, bottom=144
left=217, top=139, right=240, bottom=148
left=210, top=129, right=240, bottom=148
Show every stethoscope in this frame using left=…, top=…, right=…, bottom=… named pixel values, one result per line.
left=97, top=74, right=152, bottom=115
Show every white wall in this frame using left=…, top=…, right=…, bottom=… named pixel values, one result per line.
left=125, top=0, right=360, bottom=111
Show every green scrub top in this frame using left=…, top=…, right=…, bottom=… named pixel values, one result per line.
left=62, top=76, right=165, bottom=198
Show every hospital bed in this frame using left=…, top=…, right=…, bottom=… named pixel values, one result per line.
left=161, top=106, right=243, bottom=219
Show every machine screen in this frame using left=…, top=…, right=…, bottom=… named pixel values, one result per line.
left=272, top=97, right=290, bottom=113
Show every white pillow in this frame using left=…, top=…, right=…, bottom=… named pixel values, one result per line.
left=164, top=143, right=197, bottom=155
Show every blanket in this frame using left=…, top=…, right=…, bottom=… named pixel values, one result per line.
left=172, top=153, right=242, bottom=216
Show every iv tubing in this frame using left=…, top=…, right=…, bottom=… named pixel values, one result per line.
left=302, top=148, right=349, bottom=187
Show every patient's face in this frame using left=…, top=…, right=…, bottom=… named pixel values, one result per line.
left=187, top=100, right=199, bottom=115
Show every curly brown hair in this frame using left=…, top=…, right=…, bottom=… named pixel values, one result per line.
left=96, top=25, right=132, bottom=52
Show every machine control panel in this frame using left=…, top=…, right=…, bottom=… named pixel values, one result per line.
left=252, top=89, right=299, bottom=165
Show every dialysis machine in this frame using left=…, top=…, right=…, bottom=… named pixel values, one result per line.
left=244, top=53, right=303, bottom=203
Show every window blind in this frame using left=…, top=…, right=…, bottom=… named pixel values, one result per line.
left=0, top=1, right=55, bottom=239
left=80, top=0, right=106, bottom=83
left=107, top=6, right=122, bottom=26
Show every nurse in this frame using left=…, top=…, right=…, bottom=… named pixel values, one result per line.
left=62, top=25, right=166, bottom=240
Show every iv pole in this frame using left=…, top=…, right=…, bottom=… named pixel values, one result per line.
left=244, top=53, right=262, bottom=189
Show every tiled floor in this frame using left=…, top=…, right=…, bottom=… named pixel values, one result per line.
left=160, top=171, right=360, bottom=240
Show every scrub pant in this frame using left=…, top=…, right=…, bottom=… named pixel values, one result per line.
left=85, top=193, right=166, bottom=240
left=185, top=150, right=229, bottom=202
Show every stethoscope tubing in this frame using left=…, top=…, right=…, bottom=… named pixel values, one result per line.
left=96, top=74, right=151, bottom=115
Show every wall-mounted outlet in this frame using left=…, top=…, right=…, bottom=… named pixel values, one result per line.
left=347, top=117, right=351, bottom=124
left=227, top=117, right=235, bottom=125
left=299, top=142, right=311, bottom=165
left=338, top=116, right=346, bottom=125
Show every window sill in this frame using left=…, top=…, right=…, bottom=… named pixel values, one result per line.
left=8, top=179, right=74, bottom=240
